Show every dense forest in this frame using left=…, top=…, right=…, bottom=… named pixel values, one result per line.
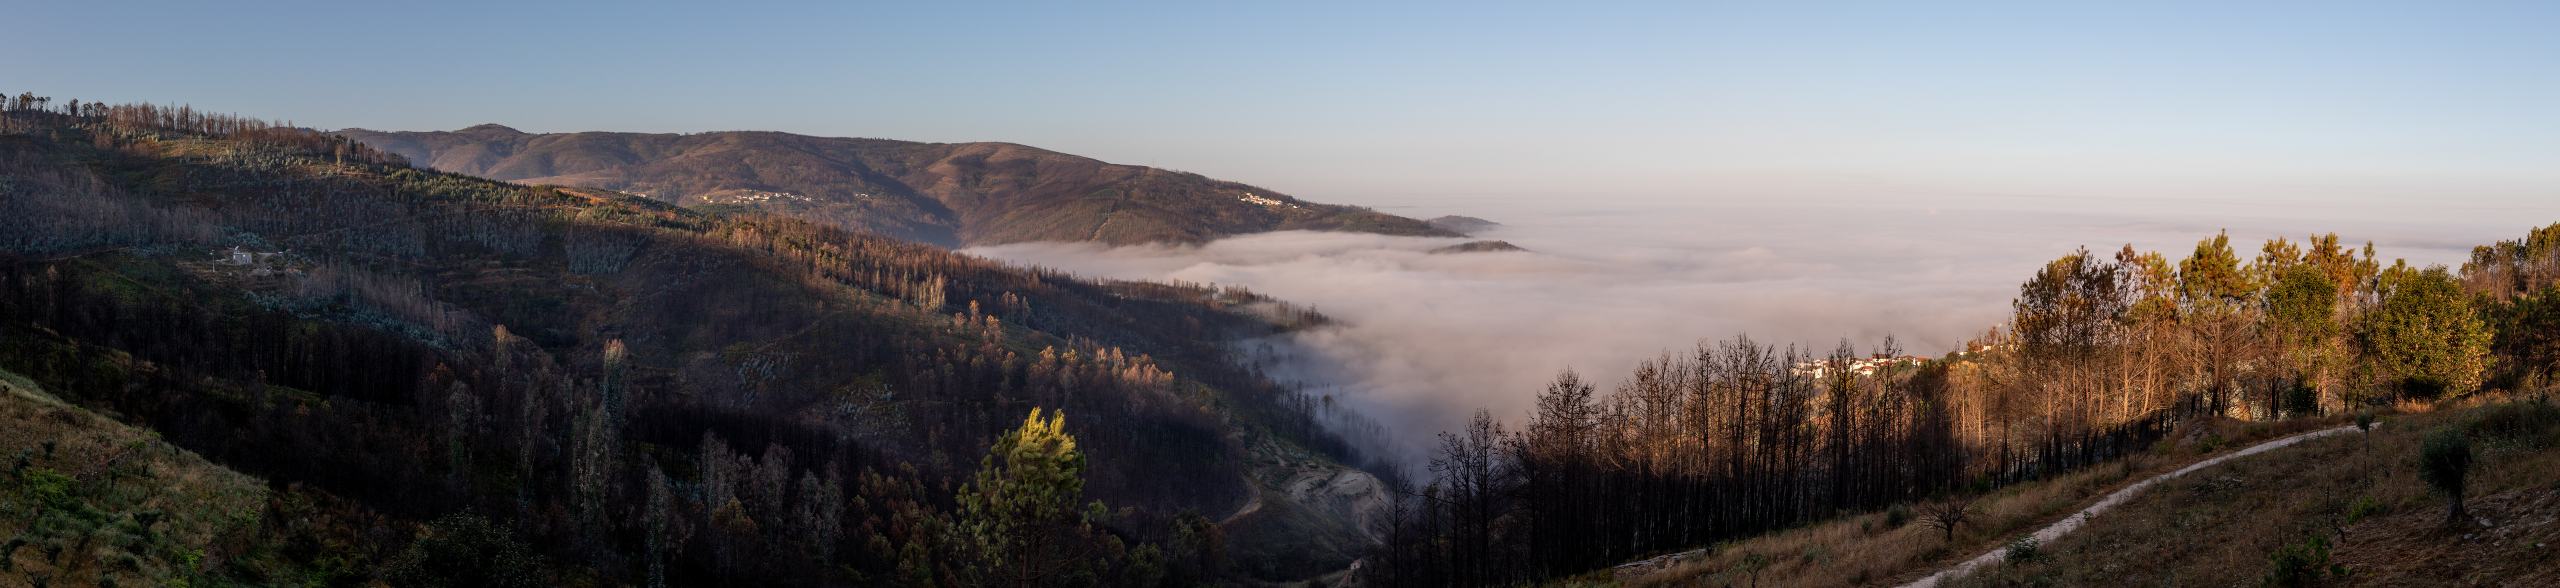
left=1364, top=218, right=2556, bottom=584
left=0, top=93, right=1387, bottom=585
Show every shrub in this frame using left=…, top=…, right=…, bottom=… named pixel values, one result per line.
left=2419, top=429, right=2474, bottom=525
left=2005, top=536, right=2041, bottom=563
left=2262, top=535, right=2340, bottom=588
left=1885, top=504, right=1912, bottom=529
left=1734, top=552, right=1771, bottom=586
left=2354, top=412, right=2375, bottom=432
left=19, top=468, right=75, bottom=510
left=2345, top=495, right=2385, bottom=523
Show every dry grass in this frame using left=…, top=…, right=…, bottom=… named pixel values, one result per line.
left=1615, top=457, right=2149, bottom=588
left=1950, top=394, right=2560, bottom=586
left=1594, top=415, right=2352, bottom=588
left=0, top=367, right=269, bottom=587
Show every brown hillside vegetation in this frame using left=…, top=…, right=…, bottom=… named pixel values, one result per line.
left=1951, top=395, right=2560, bottom=587
left=1, top=97, right=1389, bottom=585
left=0, top=367, right=396, bottom=587
left=1593, top=416, right=2344, bottom=588
left=1592, top=395, right=2560, bottom=587
left=334, top=126, right=1455, bottom=246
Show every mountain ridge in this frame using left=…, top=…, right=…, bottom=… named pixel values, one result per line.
left=335, top=126, right=1458, bottom=247
left=2, top=103, right=1386, bottom=585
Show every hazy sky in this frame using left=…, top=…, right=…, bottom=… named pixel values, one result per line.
left=9, top=1, right=2558, bottom=207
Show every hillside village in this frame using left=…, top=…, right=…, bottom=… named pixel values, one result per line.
left=1791, top=353, right=1931, bottom=379
left=1240, top=192, right=1302, bottom=209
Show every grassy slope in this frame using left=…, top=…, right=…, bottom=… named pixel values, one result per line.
left=1579, top=395, right=2560, bottom=587
left=0, top=367, right=392, bottom=587
left=1586, top=416, right=2349, bottom=588
left=1955, top=395, right=2560, bottom=587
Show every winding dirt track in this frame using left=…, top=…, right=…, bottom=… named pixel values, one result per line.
left=1897, top=424, right=2367, bottom=588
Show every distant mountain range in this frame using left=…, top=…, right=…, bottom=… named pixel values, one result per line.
left=337, top=125, right=1456, bottom=247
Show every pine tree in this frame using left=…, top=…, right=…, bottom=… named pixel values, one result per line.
left=954, top=408, right=1112, bottom=587
left=2265, top=265, right=2341, bottom=414
left=2362, top=265, right=2493, bottom=397
left=2180, top=230, right=2263, bottom=416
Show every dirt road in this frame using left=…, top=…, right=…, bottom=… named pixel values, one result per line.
left=1898, top=424, right=2367, bottom=588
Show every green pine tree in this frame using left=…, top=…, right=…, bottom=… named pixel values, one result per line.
left=954, top=408, right=1114, bottom=587
left=2361, top=265, right=2493, bottom=398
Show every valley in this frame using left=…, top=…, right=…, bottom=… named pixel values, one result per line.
left=7, top=4, right=2559, bottom=586
left=7, top=97, right=2559, bottom=586
left=0, top=103, right=1396, bottom=585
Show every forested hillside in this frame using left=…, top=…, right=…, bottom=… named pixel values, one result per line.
left=1366, top=221, right=2558, bottom=585
left=0, top=94, right=1384, bottom=585
left=333, top=126, right=1455, bottom=247
left=11, top=90, right=2551, bottom=587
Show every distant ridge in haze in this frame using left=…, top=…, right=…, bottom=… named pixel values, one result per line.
left=337, top=126, right=1457, bottom=247
left=1425, top=215, right=1502, bottom=235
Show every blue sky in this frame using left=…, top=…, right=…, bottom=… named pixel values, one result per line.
left=8, top=1, right=2558, bottom=209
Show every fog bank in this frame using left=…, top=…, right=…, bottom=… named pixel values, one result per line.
left=968, top=195, right=2541, bottom=468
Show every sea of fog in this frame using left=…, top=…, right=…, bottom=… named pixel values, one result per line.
left=967, top=193, right=2546, bottom=469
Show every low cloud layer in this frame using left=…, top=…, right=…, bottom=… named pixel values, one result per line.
left=968, top=196, right=2538, bottom=469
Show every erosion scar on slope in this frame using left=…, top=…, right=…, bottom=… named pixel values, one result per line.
left=1899, top=424, right=2369, bottom=588
left=1084, top=198, right=1123, bottom=242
